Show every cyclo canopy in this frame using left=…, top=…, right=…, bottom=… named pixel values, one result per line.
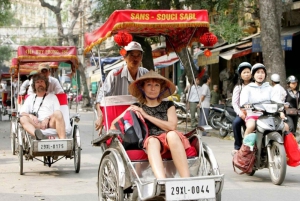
left=84, top=9, right=210, bottom=54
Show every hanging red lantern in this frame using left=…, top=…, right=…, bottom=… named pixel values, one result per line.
left=114, top=31, right=133, bottom=47
left=203, top=49, right=212, bottom=57
left=119, top=48, right=127, bottom=56
left=200, top=32, right=218, bottom=47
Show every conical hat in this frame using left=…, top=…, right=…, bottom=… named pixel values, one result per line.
left=129, top=70, right=176, bottom=99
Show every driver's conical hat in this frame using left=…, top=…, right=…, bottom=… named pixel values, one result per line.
left=129, top=70, right=176, bottom=99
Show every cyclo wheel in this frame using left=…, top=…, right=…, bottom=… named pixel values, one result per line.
left=98, top=153, right=124, bottom=201
left=209, top=112, right=222, bottom=130
left=268, top=141, right=287, bottom=185
left=199, top=149, right=221, bottom=201
left=73, top=125, right=81, bottom=173
left=19, top=145, right=23, bottom=175
left=10, top=121, right=17, bottom=155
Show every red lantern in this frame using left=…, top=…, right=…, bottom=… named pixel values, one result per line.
left=119, top=48, right=127, bottom=56
left=114, top=31, right=133, bottom=47
left=200, top=32, right=218, bottom=47
left=204, top=49, right=212, bottom=57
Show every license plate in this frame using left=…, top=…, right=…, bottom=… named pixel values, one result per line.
left=38, top=141, right=68, bottom=152
left=165, top=179, right=215, bottom=200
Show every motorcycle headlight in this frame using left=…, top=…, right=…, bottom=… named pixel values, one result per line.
left=262, top=104, right=278, bottom=113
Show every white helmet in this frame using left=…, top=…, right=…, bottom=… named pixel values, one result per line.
left=271, top=74, right=280, bottom=82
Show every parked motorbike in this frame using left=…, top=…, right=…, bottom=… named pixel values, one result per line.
left=173, top=101, right=189, bottom=124
left=208, top=104, right=224, bottom=130
left=246, top=101, right=287, bottom=185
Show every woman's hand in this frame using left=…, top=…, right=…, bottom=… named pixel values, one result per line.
left=128, top=105, right=146, bottom=121
left=279, top=112, right=285, bottom=120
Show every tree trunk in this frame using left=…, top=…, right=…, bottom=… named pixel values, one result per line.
left=259, top=0, right=286, bottom=84
left=40, top=0, right=92, bottom=108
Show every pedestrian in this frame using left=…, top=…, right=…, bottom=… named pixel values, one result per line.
left=95, top=41, right=149, bottom=134
left=285, top=75, right=300, bottom=133
left=270, top=73, right=287, bottom=103
left=231, top=62, right=252, bottom=155
left=210, top=85, right=221, bottom=105
left=187, top=77, right=201, bottom=129
left=197, top=74, right=211, bottom=136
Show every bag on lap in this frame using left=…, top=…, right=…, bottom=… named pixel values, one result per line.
left=114, top=110, right=148, bottom=150
left=233, top=144, right=256, bottom=174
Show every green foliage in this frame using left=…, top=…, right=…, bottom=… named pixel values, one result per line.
left=21, top=38, right=58, bottom=46
left=0, top=1, right=20, bottom=26
left=0, top=46, right=12, bottom=63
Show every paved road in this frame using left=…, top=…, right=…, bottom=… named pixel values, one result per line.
left=0, top=110, right=300, bottom=201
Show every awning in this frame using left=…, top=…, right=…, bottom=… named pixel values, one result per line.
left=154, top=52, right=179, bottom=69
left=104, top=60, right=125, bottom=73
left=219, top=47, right=252, bottom=60
left=252, top=26, right=300, bottom=52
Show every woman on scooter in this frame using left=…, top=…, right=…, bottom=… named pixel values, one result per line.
left=240, top=63, right=289, bottom=137
left=231, top=62, right=252, bottom=155
left=285, top=75, right=300, bottom=133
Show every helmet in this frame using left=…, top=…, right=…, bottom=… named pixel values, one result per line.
left=237, top=62, right=252, bottom=75
left=251, top=63, right=267, bottom=76
left=286, top=75, right=298, bottom=84
left=270, top=74, right=280, bottom=82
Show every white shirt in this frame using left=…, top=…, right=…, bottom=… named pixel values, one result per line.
left=27, top=76, right=64, bottom=95
left=21, top=93, right=60, bottom=121
left=188, top=84, right=202, bottom=102
left=272, top=84, right=287, bottom=103
left=201, top=83, right=211, bottom=108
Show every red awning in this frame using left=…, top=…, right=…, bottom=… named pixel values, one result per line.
left=154, top=52, right=179, bottom=68
left=10, top=57, right=59, bottom=76
left=219, top=48, right=252, bottom=60
left=16, top=46, right=79, bottom=70
left=84, top=10, right=209, bottom=54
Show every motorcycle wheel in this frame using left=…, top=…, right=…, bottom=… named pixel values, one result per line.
left=176, top=107, right=187, bottom=124
left=209, top=112, right=222, bottom=130
left=268, top=141, right=287, bottom=185
left=219, top=127, right=229, bottom=138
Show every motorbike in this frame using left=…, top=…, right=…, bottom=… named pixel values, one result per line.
left=246, top=101, right=287, bottom=185
left=173, top=101, right=189, bottom=124
left=208, top=104, right=224, bottom=130
left=210, top=98, right=236, bottom=137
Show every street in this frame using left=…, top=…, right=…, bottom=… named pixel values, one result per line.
left=0, top=109, right=300, bottom=201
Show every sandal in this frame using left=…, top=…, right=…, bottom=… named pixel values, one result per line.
left=34, top=129, right=46, bottom=140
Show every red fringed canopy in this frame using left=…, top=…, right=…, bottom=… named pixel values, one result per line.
left=84, top=10, right=209, bottom=54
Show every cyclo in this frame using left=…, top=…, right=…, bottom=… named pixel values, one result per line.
left=10, top=46, right=81, bottom=175
left=86, top=10, right=224, bottom=201
left=0, top=72, right=13, bottom=121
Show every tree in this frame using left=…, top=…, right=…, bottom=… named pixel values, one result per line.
left=39, top=0, right=92, bottom=107
left=259, top=0, right=286, bottom=84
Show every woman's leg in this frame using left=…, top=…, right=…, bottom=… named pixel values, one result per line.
left=167, top=131, right=190, bottom=177
left=146, top=137, right=166, bottom=179
left=232, top=116, right=244, bottom=150
left=244, top=119, right=255, bottom=136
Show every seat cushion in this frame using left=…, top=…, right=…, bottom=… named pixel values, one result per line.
left=126, top=146, right=198, bottom=161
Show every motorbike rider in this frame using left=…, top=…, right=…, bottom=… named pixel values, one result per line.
left=231, top=62, right=252, bottom=155
left=240, top=63, right=289, bottom=137
left=270, top=74, right=287, bottom=103
left=285, top=75, right=300, bottom=133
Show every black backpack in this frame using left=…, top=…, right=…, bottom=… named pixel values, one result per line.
left=114, top=110, right=148, bottom=150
